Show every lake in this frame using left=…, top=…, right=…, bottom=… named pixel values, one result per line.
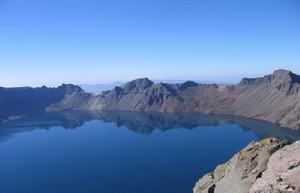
left=0, top=111, right=299, bottom=193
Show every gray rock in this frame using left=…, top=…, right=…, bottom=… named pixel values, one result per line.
left=250, top=141, right=300, bottom=193
left=193, top=138, right=287, bottom=193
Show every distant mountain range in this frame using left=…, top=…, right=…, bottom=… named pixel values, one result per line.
left=79, top=80, right=223, bottom=93
left=1, top=69, right=300, bottom=129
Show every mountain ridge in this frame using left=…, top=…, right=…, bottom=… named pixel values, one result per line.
left=1, top=69, right=300, bottom=129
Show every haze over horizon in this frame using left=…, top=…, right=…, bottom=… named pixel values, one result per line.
left=1, top=0, right=300, bottom=87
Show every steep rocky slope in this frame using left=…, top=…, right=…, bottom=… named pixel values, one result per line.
left=233, top=69, right=300, bottom=129
left=194, top=138, right=300, bottom=193
left=46, top=69, right=300, bottom=129
left=0, top=84, right=82, bottom=120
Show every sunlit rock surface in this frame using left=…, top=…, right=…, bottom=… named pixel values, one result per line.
left=193, top=138, right=287, bottom=193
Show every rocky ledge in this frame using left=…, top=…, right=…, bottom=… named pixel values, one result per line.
left=193, top=138, right=300, bottom=193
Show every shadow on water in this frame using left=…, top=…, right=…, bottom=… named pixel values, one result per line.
left=0, top=110, right=300, bottom=143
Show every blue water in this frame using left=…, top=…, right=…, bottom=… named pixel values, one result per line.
left=0, top=111, right=299, bottom=193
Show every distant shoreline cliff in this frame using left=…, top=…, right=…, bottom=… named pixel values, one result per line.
left=1, top=69, right=300, bottom=129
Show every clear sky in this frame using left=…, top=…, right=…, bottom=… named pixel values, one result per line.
left=0, top=0, right=300, bottom=87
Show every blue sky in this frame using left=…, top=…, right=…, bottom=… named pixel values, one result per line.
left=0, top=0, right=300, bottom=87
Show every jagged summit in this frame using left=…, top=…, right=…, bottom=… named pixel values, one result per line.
left=272, top=69, right=292, bottom=76
left=58, top=84, right=84, bottom=94
left=239, top=69, right=300, bottom=86
left=271, top=69, right=300, bottom=84
left=2, top=69, right=300, bottom=129
left=180, top=81, right=199, bottom=90
left=239, top=76, right=269, bottom=86
left=123, top=78, right=154, bottom=92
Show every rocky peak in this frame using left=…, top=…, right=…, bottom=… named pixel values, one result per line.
left=271, top=69, right=300, bottom=84
left=239, top=69, right=300, bottom=87
left=180, top=81, right=199, bottom=90
left=239, top=77, right=270, bottom=86
left=123, top=78, right=154, bottom=92
left=58, top=84, right=84, bottom=95
left=268, top=69, right=300, bottom=94
left=151, top=83, right=178, bottom=96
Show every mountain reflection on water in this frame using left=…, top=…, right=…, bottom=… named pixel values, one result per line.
left=0, top=110, right=300, bottom=143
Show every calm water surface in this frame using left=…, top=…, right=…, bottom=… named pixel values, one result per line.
left=0, top=111, right=299, bottom=193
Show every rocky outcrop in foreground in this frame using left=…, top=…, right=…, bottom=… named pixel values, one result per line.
left=193, top=138, right=300, bottom=193
left=250, top=140, right=300, bottom=193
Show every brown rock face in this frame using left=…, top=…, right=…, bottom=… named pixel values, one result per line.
left=193, top=138, right=286, bottom=193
